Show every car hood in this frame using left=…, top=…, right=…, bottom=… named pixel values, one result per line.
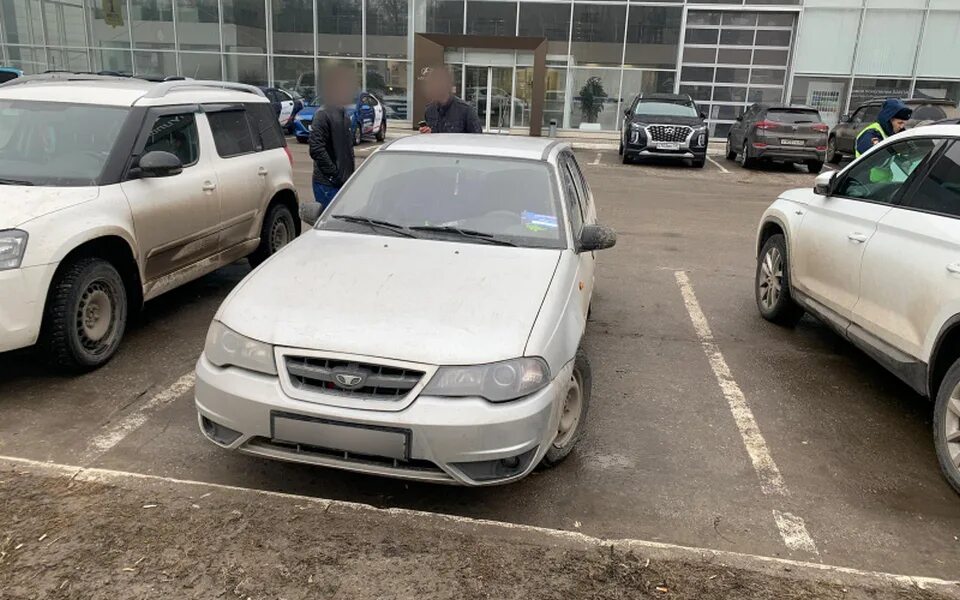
left=629, top=115, right=705, bottom=127
left=219, top=230, right=563, bottom=365
left=0, top=186, right=100, bottom=228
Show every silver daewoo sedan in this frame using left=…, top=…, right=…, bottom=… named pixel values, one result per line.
left=194, top=134, right=616, bottom=485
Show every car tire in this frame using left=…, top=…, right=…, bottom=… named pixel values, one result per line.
left=755, top=234, right=803, bottom=327
left=827, top=136, right=841, bottom=164
left=296, top=136, right=307, bottom=144
left=806, top=160, right=824, bottom=174
left=934, top=360, right=960, bottom=496
left=725, top=137, right=737, bottom=161
left=541, top=349, right=592, bottom=468
left=740, top=140, right=756, bottom=169
left=622, top=151, right=632, bottom=165
left=249, top=202, right=296, bottom=268
left=692, top=157, right=706, bottom=169
left=375, top=120, right=386, bottom=142
left=41, top=257, right=128, bottom=372
left=353, top=124, right=362, bottom=146
left=618, top=142, right=623, bottom=156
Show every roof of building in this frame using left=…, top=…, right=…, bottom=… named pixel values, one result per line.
left=383, top=133, right=568, bottom=161
left=0, top=74, right=267, bottom=107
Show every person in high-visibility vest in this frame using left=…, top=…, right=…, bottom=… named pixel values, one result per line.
left=854, top=98, right=912, bottom=182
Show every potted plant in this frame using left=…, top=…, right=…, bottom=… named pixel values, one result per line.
left=578, top=76, right=607, bottom=129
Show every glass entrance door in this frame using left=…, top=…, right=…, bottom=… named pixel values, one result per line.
left=463, top=65, right=514, bottom=133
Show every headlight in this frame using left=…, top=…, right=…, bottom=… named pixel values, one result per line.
left=204, top=321, right=277, bottom=375
left=422, top=357, right=550, bottom=403
left=630, top=122, right=646, bottom=130
left=0, top=229, right=28, bottom=270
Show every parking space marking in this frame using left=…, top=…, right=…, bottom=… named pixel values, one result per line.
left=80, top=371, right=196, bottom=464
left=773, top=510, right=819, bottom=554
left=590, top=152, right=601, bottom=165
left=706, top=156, right=730, bottom=174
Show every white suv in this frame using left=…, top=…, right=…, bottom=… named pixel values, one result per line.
left=0, top=75, right=300, bottom=371
left=754, top=123, right=960, bottom=494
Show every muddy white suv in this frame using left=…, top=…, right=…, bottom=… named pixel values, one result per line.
left=0, top=75, right=300, bottom=371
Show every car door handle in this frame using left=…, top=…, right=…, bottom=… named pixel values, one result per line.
left=258, top=167, right=268, bottom=176
left=947, top=263, right=960, bottom=275
left=847, top=232, right=869, bottom=243
left=202, top=181, right=217, bottom=192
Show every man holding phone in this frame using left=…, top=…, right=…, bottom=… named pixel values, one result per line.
left=419, top=66, right=483, bottom=135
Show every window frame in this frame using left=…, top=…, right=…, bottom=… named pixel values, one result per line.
left=832, top=136, right=944, bottom=207
left=125, top=104, right=201, bottom=180
left=202, top=103, right=258, bottom=158
left=558, top=152, right=586, bottom=237
left=896, top=138, right=960, bottom=220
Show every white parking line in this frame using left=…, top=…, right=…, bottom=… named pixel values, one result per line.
left=590, top=152, right=601, bottom=165
left=674, top=271, right=818, bottom=556
left=706, top=156, right=730, bottom=174
left=80, top=371, right=196, bottom=464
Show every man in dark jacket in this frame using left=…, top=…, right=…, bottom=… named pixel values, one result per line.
left=419, top=66, right=483, bottom=134
left=309, top=66, right=356, bottom=209
left=855, top=97, right=913, bottom=157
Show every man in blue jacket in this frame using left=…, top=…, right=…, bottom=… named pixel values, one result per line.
left=855, top=98, right=913, bottom=158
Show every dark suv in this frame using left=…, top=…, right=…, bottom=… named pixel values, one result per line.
left=828, top=97, right=960, bottom=163
left=620, top=93, right=708, bottom=168
left=726, top=104, right=828, bottom=172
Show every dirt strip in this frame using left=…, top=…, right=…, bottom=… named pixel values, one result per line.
left=0, top=460, right=957, bottom=600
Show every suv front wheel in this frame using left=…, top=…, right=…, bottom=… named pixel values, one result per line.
left=42, top=257, right=128, bottom=371
left=934, top=361, right=960, bottom=495
left=755, top=234, right=803, bottom=326
left=249, top=203, right=296, bottom=267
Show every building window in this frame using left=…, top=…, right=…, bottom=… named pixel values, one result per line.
left=916, top=10, right=960, bottom=79
left=366, top=59, right=408, bottom=120
left=518, top=3, right=570, bottom=57
left=569, top=67, right=621, bottom=131
left=88, top=0, right=132, bottom=49
left=176, top=0, right=220, bottom=51
left=466, top=1, right=516, bottom=37
left=133, top=49, right=176, bottom=77
left=274, top=55, right=316, bottom=99
left=914, top=80, right=960, bottom=109
left=415, top=0, right=463, bottom=35
left=570, top=4, right=625, bottom=67
left=272, top=0, right=313, bottom=56
left=131, top=0, right=175, bottom=50
left=225, top=53, right=268, bottom=86
left=849, top=77, right=911, bottom=111
left=222, top=0, right=267, bottom=54
left=317, top=0, right=362, bottom=57
left=181, top=52, right=222, bottom=79
left=855, top=9, right=923, bottom=77
left=367, top=0, right=409, bottom=59
left=44, top=0, right=87, bottom=48
left=624, top=6, right=681, bottom=70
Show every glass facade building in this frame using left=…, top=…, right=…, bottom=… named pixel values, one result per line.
left=2, top=0, right=959, bottom=136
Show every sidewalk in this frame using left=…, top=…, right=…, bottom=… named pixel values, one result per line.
left=1, top=457, right=956, bottom=600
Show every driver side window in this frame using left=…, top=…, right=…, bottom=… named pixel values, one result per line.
left=143, top=113, right=200, bottom=168
left=835, top=138, right=937, bottom=203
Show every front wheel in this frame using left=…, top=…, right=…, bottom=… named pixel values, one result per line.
left=692, top=157, right=706, bottom=169
left=740, top=140, right=755, bottom=169
left=375, top=120, right=386, bottom=142
left=755, top=234, right=803, bottom=326
left=726, top=137, right=737, bottom=160
left=41, top=257, right=128, bottom=372
left=353, top=124, right=362, bottom=146
left=827, top=136, right=841, bottom=164
left=249, top=203, right=296, bottom=268
left=934, top=361, right=960, bottom=496
left=541, top=349, right=592, bottom=468
left=806, top=160, right=824, bottom=174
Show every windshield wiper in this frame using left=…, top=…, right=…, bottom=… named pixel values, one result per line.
left=410, top=225, right=517, bottom=247
left=331, top=214, right=419, bottom=238
left=0, top=178, right=34, bottom=186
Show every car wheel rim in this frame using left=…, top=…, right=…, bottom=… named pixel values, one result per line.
left=828, top=138, right=836, bottom=157
left=270, top=217, right=290, bottom=253
left=740, top=142, right=748, bottom=165
left=758, top=246, right=783, bottom=310
left=554, top=367, right=584, bottom=449
left=726, top=138, right=731, bottom=156
left=946, top=387, right=960, bottom=470
left=77, top=280, right=118, bottom=353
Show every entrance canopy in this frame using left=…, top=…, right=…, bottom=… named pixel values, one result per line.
left=413, top=34, right=548, bottom=137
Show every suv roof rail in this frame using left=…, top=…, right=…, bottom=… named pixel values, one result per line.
left=142, top=79, right=266, bottom=99
left=0, top=72, right=130, bottom=87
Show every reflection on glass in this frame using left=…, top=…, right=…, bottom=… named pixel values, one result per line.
left=47, top=48, right=90, bottom=72
left=367, top=0, right=408, bottom=58
left=44, top=0, right=87, bottom=47
left=134, top=50, right=177, bottom=77
left=89, top=0, right=132, bottom=48
left=514, top=66, right=566, bottom=129
left=222, top=0, right=267, bottom=54
left=317, top=0, right=362, bottom=57
left=414, top=0, right=463, bottom=34
left=2, top=0, right=44, bottom=45
left=366, top=60, right=408, bottom=120
left=272, top=0, right=313, bottom=55
left=96, top=48, right=133, bottom=74
left=181, top=52, right=222, bottom=79
left=131, top=0, right=174, bottom=49
left=571, top=5, right=625, bottom=67
left=518, top=3, right=571, bottom=57
left=570, top=68, right=620, bottom=131
left=176, top=0, right=220, bottom=51
left=624, top=6, right=681, bottom=69
left=225, top=53, right=268, bottom=85
left=466, top=1, right=516, bottom=37
left=274, top=56, right=315, bottom=99
left=5, top=46, right=45, bottom=74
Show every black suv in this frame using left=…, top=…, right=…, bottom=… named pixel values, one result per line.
left=620, top=93, right=708, bottom=168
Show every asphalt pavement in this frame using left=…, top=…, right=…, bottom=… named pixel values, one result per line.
left=0, top=140, right=957, bottom=581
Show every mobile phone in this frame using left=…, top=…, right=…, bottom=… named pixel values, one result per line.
left=418, top=120, right=428, bottom=128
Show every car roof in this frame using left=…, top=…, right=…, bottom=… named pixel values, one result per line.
left=637, top=93, right=691, bottom=102
left=897, top=123, right=960, bottom=139
left=0, top=74, right=267, bottom=107
left=383, top=134, right=567, bottom=161
left=757, top=104, right=817, bottom=111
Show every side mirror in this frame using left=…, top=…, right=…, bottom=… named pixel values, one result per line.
left=814, top=170, right=837, bottom=196
left=138, top=150, right=182, bottom=178
left=300, top=202, right=324, bottom=226
left=624, top=108, right=631, bottom=117
left=579, top=224, right=617, bottom=252
left=700, top=112, right=707, bottom=119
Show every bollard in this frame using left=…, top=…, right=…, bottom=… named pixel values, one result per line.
left=548, top=119, right=558, bottom=137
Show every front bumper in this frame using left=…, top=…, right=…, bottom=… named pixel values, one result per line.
left=194, top=354, right=570, bottom=485
left=0, top=263, right=57, bottom=353
left=293, top=118, right=311, bottom=139
left=624, top=126, right=707, bottom=161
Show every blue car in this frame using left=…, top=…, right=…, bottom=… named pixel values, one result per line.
left=0, top=67, right=23, bottom=84
left=294, top=90, right=387, bottom=146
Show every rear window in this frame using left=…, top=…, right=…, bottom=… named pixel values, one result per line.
left=911, top=104, right=949, bottom=122
left=766, top=109, right=821, bottom=124
left=207, top=110, right=256, bottom=157
left=245, top=102, right=285, bottom=150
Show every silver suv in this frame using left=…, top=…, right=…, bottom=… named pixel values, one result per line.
left=0, top=75, right=299, bottom=371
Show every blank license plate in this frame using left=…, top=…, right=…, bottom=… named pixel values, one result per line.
left=780, top=139, right=805, bottom=146
left=656, top=142, right=680, bottom=151
left=271, top=412, right=409, bottom=460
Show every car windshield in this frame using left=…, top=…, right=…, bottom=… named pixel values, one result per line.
left=320, top=152, right=565, bottom=249
left=767, top=109, right=821, bottom=124
left=634, top=101, right=698, bottom=118
left=0, top=100, right=129, bottom=186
